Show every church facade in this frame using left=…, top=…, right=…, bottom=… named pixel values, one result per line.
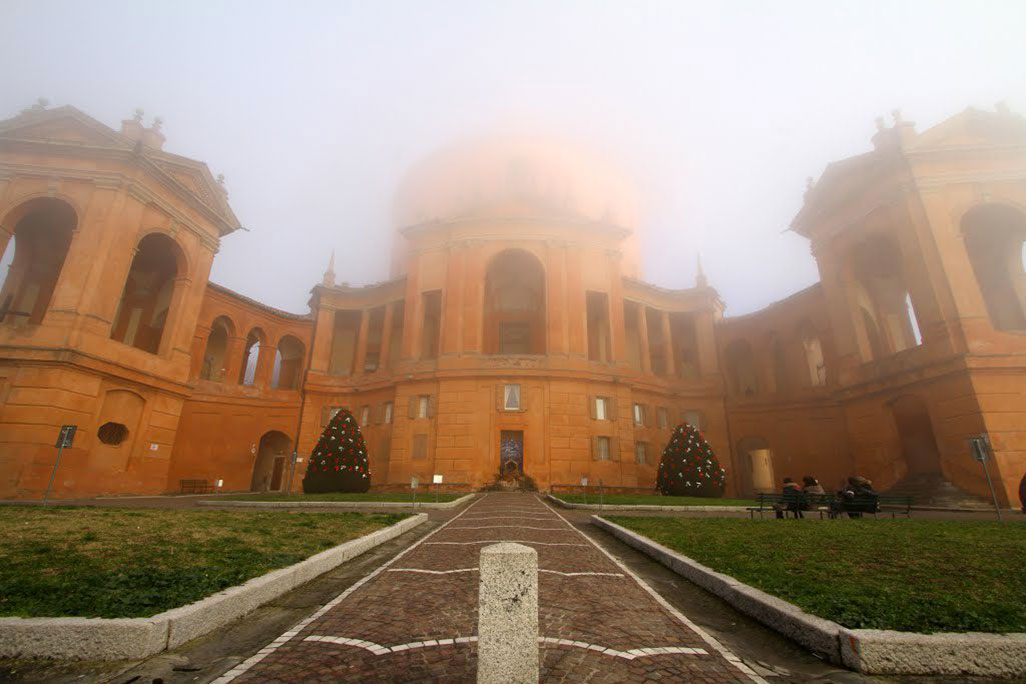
left=1, top=103, right=1024, bottom=506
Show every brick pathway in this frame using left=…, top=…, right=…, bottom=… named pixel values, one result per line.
left=216, top=493, right=763, bottom=683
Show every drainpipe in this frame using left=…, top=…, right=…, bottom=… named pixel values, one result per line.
left=290, top=295, right=322, bottom=493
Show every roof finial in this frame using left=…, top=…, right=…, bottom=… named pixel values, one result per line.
left=151, top=116, right=163, bottom=132
left=322, top=250, right=336, bottom=287
left=891, top=109, right=903, bottom=125
left=696, top=252, right=708, bottom=289
left=133, top=108, right=144, bottom=122
left=875, top=116, right=886, bottom=131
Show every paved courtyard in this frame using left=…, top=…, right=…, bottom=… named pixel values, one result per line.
left=216, top=493, right=763, bottom=683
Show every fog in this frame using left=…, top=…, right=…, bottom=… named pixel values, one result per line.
left=2, top=0, right=1024, bottom=316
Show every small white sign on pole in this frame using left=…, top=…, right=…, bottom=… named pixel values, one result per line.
left=580, top=476, right=589, bottom=487
left=433, top=474, right=443, bottom=484
left=216, top=479, right=223, bottom=488
left=411, top=476, right=419, bottom=490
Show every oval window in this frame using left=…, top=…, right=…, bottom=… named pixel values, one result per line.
left=97, top=422, right=129, bottom=445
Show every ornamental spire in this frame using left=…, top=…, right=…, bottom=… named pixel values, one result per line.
left=322, top=250, right=336, bottom=287
left=695, top=252, right=708, bottom=289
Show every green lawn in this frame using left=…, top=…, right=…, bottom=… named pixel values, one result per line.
left=221, top=491, right=465, bottom=503
left=556, top=493, right=755, bottom=507
left=609, top=517, right=1026, bottom=633
left=0, top=507, right=406, bottom=619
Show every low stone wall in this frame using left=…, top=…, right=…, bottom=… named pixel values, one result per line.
left=199, top=493, right=477, bottom=510
left=0, top=513, right=428, bottom=661
left=546, top=493, right=749, bottom=513
left=593, top=515, right=1026, bottom=677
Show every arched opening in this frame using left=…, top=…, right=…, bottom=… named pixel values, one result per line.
left=768, top=333, right=789, bottom=394
left=736, top=436, right=775, bottom=495
left=725, top=339, right=758, bottom=396
left=238, top=329, right=264, bottom=385
left=250, top=430, right=292, bottom=492
left=962, top=204, right=1026, bottom=331
left=889, top=395, right=941, bottom=477
left=798, top=321, right=826, bottom=387
left=200, top=316, right=234, bottom=382
left=272, top=335, right=305, bottom=390
left=483, top=249, right=546, bottom=354
left=111, top=233, right=181, bottom=354
left=0, top=198, right=76, bottom=325
left=850, top=236, right=921, bottom=361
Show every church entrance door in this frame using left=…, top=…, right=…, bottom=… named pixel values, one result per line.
left=500, top=430, right=524, bottom=479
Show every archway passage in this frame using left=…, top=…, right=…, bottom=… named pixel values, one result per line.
left=725, top=339, right=758, bottom=396
left=850, top=236, right=921, bottom=360
left=890, top=395, right=941, bottom=476
left=736, top=436, right=774, bottom=495
left=200, top=316, right=234, bottom=381
left=111, top=233, right=181, bottom=354
left=962, top=204, right=1026, bottom=331
left=0, top=198, right=75, bottom=325
left=251, top=430, right=292, bottom=492
left=272, top=335, right=305, bottom=390
left=484, top=250, right=546, bottom=354
left=239, top=329, right=264, bottom=385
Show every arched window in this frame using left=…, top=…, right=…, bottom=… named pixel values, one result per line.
left=200, top=316, right=234, bottom=381
left=272, top=335, right=305, bottom=390
left=850, top=236, right=920, bottom=361
left=0, top=198, right=75, bottom=325
left=962, top=204, right=1026, bottom=331
left=111, top=233, right=181, bottom=354
left=798, top=321, right=826, bottom=387
left=238, top=329, right=264, bottom=385
left=725, top=339, right=758, bottom=396
left=483, top=250, right=546, bottom=354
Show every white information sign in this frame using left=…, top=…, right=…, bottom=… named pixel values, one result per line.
left=433, top=474, right=443, bottom=484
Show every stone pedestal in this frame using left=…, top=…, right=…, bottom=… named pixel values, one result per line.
left=477, top=542, right=539, bottom=684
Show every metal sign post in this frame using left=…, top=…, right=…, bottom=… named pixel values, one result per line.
left=411, top=475, right=419, bottom=508
left=287, top=451, right=298, bottom=495
left=44, top=425, right=77, bottom=506
left=433, top=474, right=443, bottom=503
left=581, top=476, right=589, bottom=505
left=969, top=435, right=1003, bottom=523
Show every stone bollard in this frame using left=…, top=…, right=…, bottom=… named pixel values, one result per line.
left=477, top=542, right=539, bottom=684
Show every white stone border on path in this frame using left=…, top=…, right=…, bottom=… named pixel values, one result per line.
left=199, top=493, right=476, bottom=510
left=593, top=515, right=1026, bottom=677
left=0, top=513, right=428, bottom=661
left=546, top=493, right=749, bottom=512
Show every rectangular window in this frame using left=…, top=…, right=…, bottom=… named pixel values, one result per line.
left=360, top=405, right=370, bottom=426
left=412, top=433, right=428, bottom=460
left=503, top=384, right=521, bottom=411
left=633, top=403, right=645, bottom=426
left=595, top=396, right=608, bottom=421
left=657, top=407, right=669, bottom=429
left=384, top=401, right=393, bottom=424
left=596, top=436, right=611, bottom=461
left=635, top=442, right=648, bottom=465
left=499, top=322, right=531, bottom=354
left=323, top=406, right=343, bottom=426
left=418, top=395, right=429, bottom=418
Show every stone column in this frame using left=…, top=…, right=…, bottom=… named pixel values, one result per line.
left=695, top=311, right=718, bottom=376
left=354, top=309, right=371, bottom=374
left=254, top=341, right=277, bottom=389
left=378, top=301, right=395, bottom=371
left=442, top=245, right=464, bottom=355
left=546, top=241, right=568, bottom=354
left=158, top=276, right=192, bottom=358
left=223, top=335, right=247, bottom=383
left=477, top=542, right=539, bottom=684
left=661, top=310, right=675, bottom=377
left=637, top=305, right=652, bottom=374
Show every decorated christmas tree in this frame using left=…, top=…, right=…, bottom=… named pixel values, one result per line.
left=302, top=407, right=371, bottom=494
left=657, top=422, right=727, bottom=497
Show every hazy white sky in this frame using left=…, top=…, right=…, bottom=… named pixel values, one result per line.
left=2, top=0, right=1024, bottom=315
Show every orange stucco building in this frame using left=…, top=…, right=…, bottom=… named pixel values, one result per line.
left=1, top=103, right=1024, bottom=505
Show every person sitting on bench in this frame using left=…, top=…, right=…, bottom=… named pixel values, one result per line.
left=834, top=476, right=878, bottom=518
left=775, top=477, right=804, bottom=519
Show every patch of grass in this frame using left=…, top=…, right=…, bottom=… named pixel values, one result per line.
left=608, top=517, right=1026, bottom=633
left=0, top=507, right=406, bottom=619
left=556, top=493, right=755, bottom=507
left=221, top=491, right=464, bottom=503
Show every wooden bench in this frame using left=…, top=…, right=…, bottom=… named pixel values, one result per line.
left=179, top=479, right=214, bottom=494
left=749, top=492, right=913, bottom=519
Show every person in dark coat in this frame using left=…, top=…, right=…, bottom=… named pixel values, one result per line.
left=775, top=477, right=804, bottom=519
left=801, top=476, right=825, bottom=511
left=1018, top=472, right=1026, bottom=514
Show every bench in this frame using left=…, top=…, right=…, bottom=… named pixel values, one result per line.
left=748, top=492, right=913, bottom=519
left=179, top=479, right=214, bottom=494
